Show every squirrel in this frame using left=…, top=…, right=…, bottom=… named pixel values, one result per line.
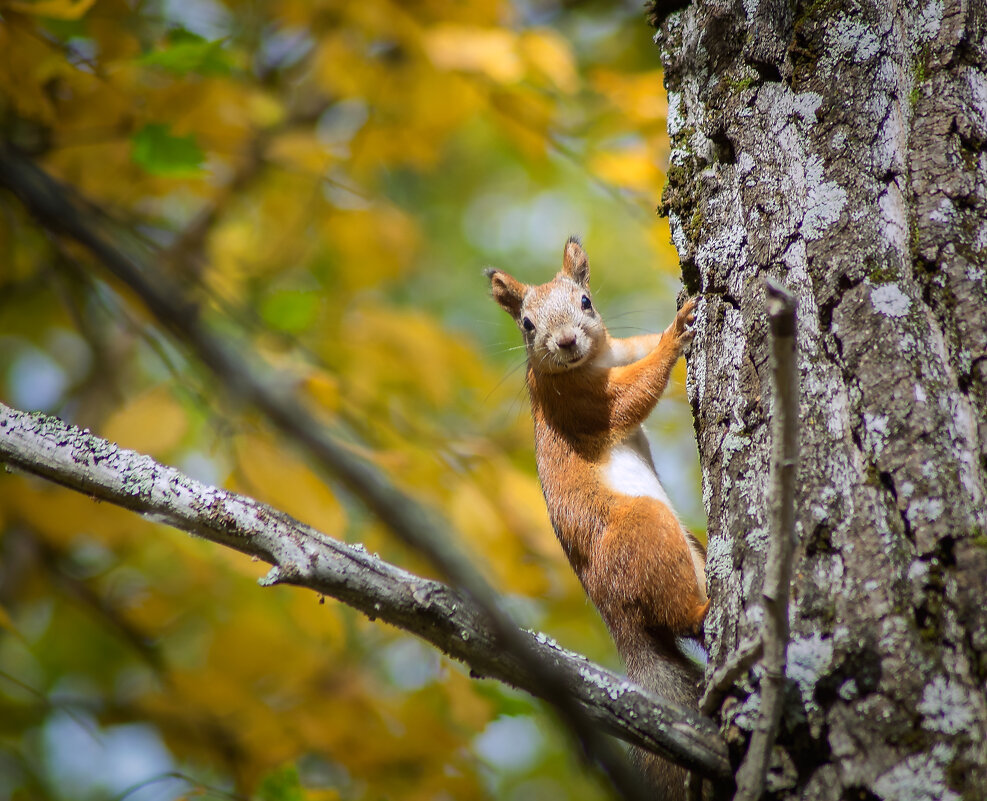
left=487, top=236, right=708, bottom=798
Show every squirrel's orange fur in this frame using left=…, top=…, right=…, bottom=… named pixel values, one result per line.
left=488, top=237, right=708, bottom=798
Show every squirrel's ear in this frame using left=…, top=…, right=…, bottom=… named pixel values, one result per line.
left=561, top=236, right=590, bottom=286
left=485, top=268, right=527, bottom=322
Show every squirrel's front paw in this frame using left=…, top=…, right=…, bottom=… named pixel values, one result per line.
left=672, top=298, right=697, bottom=354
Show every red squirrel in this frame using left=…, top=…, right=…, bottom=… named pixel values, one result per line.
left=487, top=236, right=708, bottom=797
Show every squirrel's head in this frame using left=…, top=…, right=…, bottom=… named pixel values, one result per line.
left=486, top=237, right=607, bottom=374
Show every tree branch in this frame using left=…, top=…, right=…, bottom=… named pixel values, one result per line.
left=733, top=279, right=799, bottom=801
left=699, top=634, right=763, bottom=717
left=0, top=401, right=732, bottom=782
left=0, top=142, right=653, bottom=798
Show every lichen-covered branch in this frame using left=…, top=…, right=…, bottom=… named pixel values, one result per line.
left=0, top=401, right=732, bottom=782
left=0, top=143, right=653, bottom=799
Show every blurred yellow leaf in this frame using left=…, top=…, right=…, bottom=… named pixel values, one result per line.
left=102, top=386, right=189, bottom=456
left=305, top=792, right=341, bottom=801
left=247, top=91, right=286, bottom=128
left=520, top=29, right=578, bottom=93
left=146, top=79, right=254, bottom=156
left=0, top=22, right=74, bottom=123
left=207, top=171, right=320, bottom=300
left=589, top=144, right=662, bottom=191
left=489, top=89, right=553, bottom=157
left=233, top=433, right=346, bottom=537
left=648, top=217, right=684, bottom=277
left=449, top=480, right=501, bottom=547
left=321, top=205, right=421, bottom=291
left=303, top=370, right=341, bottom=416
left=670, top=357, right=688, bottom=398
left=424, top=25, right=523, bottom=84
left=494, top=463, right=556, bottom=560
left=286, top=587, right=346, bottom=644
left=0, top=477, right=154, bottom=547
left=448, top=475, right=550, bottom=596
left=4, top=0, right=97, bottom=19
left=339, top=304, right=495, bottom=414
left=268, top=130, right=334, bottom=174
left=208, top=216, right=257, bottom=300
left=444, top=669, right=494, bottom=730
left=170, top=666, right=248, bottom=718
left=312, top=33, right=375, bottom=99
left=592, top=69, right=668, bottom=123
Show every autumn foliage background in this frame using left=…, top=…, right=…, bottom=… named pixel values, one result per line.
left=0, top=1, right=700, bottom=798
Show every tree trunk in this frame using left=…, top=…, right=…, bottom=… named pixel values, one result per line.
left=654, top=0, right=987, bottom=798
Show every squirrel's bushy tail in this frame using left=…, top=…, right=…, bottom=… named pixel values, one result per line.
left=624, top=636, right=704, bottom=800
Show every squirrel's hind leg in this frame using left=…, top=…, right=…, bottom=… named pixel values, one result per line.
left=588, top=497, right=710, bottom=641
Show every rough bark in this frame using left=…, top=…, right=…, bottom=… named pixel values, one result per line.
left=654, top=0, right=987, bottom=798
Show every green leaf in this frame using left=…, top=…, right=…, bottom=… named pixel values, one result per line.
left=256, top=764, right=305, bottom=801
left=140, top=31, right=232, bottom=76
left=131, top=124, right=204, bottom=177
left=260, top=290, right=319, bottom=334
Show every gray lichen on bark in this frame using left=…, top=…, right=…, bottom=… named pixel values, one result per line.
left=654, top=0, right=987, bottom=797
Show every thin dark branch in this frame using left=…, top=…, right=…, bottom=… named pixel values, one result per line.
left=0, top=402, right=732, bottom=781
left=111, top=771, right=245, bottom=801
left=733, top=278, right=799, bottom=800
left=699, top=635, right=763, bottom=717
left=30, top=532, right=167, bottom=674
left=0, top=142, right=657, bottom=799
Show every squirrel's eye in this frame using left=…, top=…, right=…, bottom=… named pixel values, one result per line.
left=522, top=317, right=535, bottom=332
left=581, top=295, right=593, bottom=311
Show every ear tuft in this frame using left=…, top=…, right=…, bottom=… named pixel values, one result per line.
left=562, top=236, right=590, bottom=286
left=486, top=268, right=527, bottom=322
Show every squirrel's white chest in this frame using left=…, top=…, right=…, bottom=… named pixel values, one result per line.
left=601, top=429, right=708, bottom=600
left=600, top=430, right=675, bottom=512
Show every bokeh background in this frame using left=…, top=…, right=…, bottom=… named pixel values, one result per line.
left=0, top=0, right=702, bottom=799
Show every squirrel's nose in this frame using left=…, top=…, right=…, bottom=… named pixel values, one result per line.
left=557, top=333, right=577, bottom=349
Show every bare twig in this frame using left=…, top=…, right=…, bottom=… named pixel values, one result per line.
left=733, top=279, right=799, bottom=800
left=699, top=635, right=764, bottom=717
left=0, top=401, right=732, bottom=781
